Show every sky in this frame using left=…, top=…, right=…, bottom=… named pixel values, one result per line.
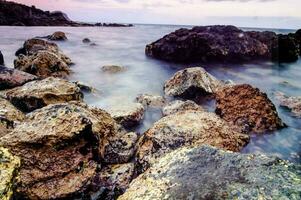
left=14, top=0, right=301, bottom=29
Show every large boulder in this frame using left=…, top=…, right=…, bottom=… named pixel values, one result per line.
left=215, top=84, right=284, bottom=133
left=135, top=110, right=249, bottom=173
left=0, top=97, right=25, bottom=137
left=0, top=50, right=4, bottom=65
left=108, top=103, right=145, bottom=128
left=162, top=100, right=204, bottom=116
left=146, top=25, right=273, bottom=63
left=0, top=102, right=117, bottom=199
left=47, top=31, right=68, bottom=41
left=136, top=94, right=166, bottom=108
left=3, top=77, right=83, bottom=112
left=0, top=66, right=38, bottom=90
left=0, top=147, right=20, bottom=200
left=274, top=34, right=300, bottom=63
left=120, top=145, right=301, bottom=200
left=295, top=29, right=301, bottom=54
left=275, top=92, right=301, bottom=118
left=164, top=67, right=222, bottom=98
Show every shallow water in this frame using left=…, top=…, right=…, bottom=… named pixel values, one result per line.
left=0, top=25, right=300, bottom=163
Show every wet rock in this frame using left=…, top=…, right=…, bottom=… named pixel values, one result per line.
left=0, top=102, right=117, bottom=199
left=90, top=43, right=97, bottom=46
left=91, top=163, right=135, bottom=200
left=3, top=77, right=83, bottom=112
left=275, top=92, right=301, bottom=118
left=164, top=67, right=222, bottom=98
left=136, top=94, right=166, bottom=107
left=0, top=66, right=38, bottom=90
left=47, top=31, right=68, bottom=41
left=295, top=29, right=301, bottom=54
left=14, top=50, right=71, bottom=78
left=135, top=110, right=249, bottom=173
left=0, top=97, right=25, bottom=137
left=0, top=147, right=20, bottom=200
left=108, top=103, right=145, bottom=128
left=74, top=81, right=94, bottom=93
left=215, top=84, right=284, bottom=133
left=275, top=34, right=300, bottom=63
left=162, top=100, right=204, bottom=116
left=101, top=65, right=126, bottom=73
left=120, top=145, right=301, bottom=200
left=83, top=38, right=91, bottom=43
left=0, top=50, right=4, bottom=66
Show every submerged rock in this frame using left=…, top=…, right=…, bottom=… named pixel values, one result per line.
left=136, top=94, right=166, bottom=108
left=74, top=81, right=94, bottom=93
left=0, top=147, right=20, bottom=200
left=0, top=66, right=38, bottom=90
left=108, top=103, right=145, bottom=128
left=164, top=67, right=222, bottom=98
left=275, top=92, right=301, bottom=118
left=120, top=145, right=301, bottom=200
left=215, top=84, right=284, bottom=133
left=162, top=100, right=204, bottom=116
left=83, top=38, right=91, bottom=43
left=3, top=77, right=83, bottom=112
left=0, top=50, right=4, bottom=65
left=47, top=31, right=68, bottom=41
left=135, top=110, right=249, bottom=173
left=101, top=65, right=126, bottom=73
left=0, top=102, right=116, bottom=199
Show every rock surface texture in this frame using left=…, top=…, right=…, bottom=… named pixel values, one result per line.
left=164, top=67, right=222, bottom=98
left=47, top=31, right=68, bottom=41
left=3, top=77, right=83, bottom=112
left=120, top=145, right=301, bottom=200
left=136, top=94, right=166, bottom=108
left=101, top=65, right=126, bottom=73
left=0, top=66, right=38, bottom=90
left=162, top=100, right=204, bottom=116
left=275, top=92, right=301, bottom=118
left=135, top=110, right=249, bottom=173
left=215, top=84, right=284, bottom=133
left=0, top=51, right=4, bottom=65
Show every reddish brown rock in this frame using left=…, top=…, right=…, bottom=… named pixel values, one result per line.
left=215, top=84, right=284, bottom=133
left=48, top=31, right=68, bottom=41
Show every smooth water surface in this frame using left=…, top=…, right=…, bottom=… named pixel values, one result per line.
left=0, top=25, right=300, bottom=163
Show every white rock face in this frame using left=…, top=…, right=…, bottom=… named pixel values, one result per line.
left=136, top=94, right=166, bottom=108
left=164, top=67, right=222, bottom=98
left=162, top=100, right=204, bottom=116
left=108, top=103, right=145, bottom=128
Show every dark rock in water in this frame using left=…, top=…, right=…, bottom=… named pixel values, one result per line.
left=275, top=91, right=301, bottom=118
left=47, top=31, right=68, bottom=41
left=96, top=23, right=134, bottom=27
left=275, top=34, right=300, bottom=63
left=215, top=84, right=284, bottom=133
left=294, top=29, right=301, bottom=55
left=146, top=25, right=300, bottom=63
left=0, top=65, right=38, bottom=90
left=0, top=1, right=93, bottom=26
left=83, top=38, right=91, bottom=43
left=120, top=145, right=301, bottom=200
left=0, top=51, right=4, bottom=66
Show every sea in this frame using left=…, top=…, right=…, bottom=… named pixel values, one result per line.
left=0, top=24, right=300, bottom=163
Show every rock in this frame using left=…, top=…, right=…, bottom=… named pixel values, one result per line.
left=0, top=51, right=4, bottom=66
left=215, top=84, right=284, bottom=133
left=90, top=163, right=135, bottom=199
left=0, top=147, right=20, bottom=200
left=162, top=100, right=204, bottom=116
left=3, top=77, right=83, bottom=112
left=74, top=81, right=94, bottom=93
left=47, top=31, right=68, bottom=41
left=275, top=34, right=300, bottom=63
left=100, top=23, right=134, bottom=27
left=90, top=43, right=97, bottom=46
left=164, top=67, right=222, bottom=98
left=0, top=97, right=25, bottom=137
left=0, top=102, right=117, bottom=199
left=101, top=65, right=126, bottom=73
left=135, top=110, right=249, bottom=173
left=120, top=145, right=301, bottom=200
left=0, top=66, right=38, bottom=90
left=275, top=92, right=301, bottom=117
left=83, top=38, right=91, bottom=43
left=108, top=103, right=145, bottom=128
left=14, top=50, right=71, bottom=78
left=295, top=29, right=301, bottom=54
left=136, top=94, right=166, bottom=107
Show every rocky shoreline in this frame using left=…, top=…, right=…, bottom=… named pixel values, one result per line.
left=0, top=28, right=300, bottom=200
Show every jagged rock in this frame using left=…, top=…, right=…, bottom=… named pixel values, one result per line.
left=275, top=92, right=301, bottom=118
left=215, top=84, right=284, bottom=133
left=48, top=31, right=67, bottom=41
left=108, top=103, right=145, bottom=128
left=90, top=163, right=135, bottom=199
left=120, top=145, right=301, bottom=200
left=164, top=67, right=222, bottom=98
left=3, top=77, right=83, bottom=112
left=0, top=102, right=117, bottom=199
left=0, top=147, right=20, bottom=200
left=101, top=65, right=126, bottom=73
left=0, top=98, right=25, bottom=137
left=136, top=94, right=166, bottom=107
left=74, top=81, right=94, bottom=93
left=162, top=100, right=204, bottom=116
left=0, top=66, right=38, bottom=90
left=83, top=38, right=91, bottom=43
left=135, top=110, right=249, bottom=173
left=0, top=51, right=4, bottom=66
